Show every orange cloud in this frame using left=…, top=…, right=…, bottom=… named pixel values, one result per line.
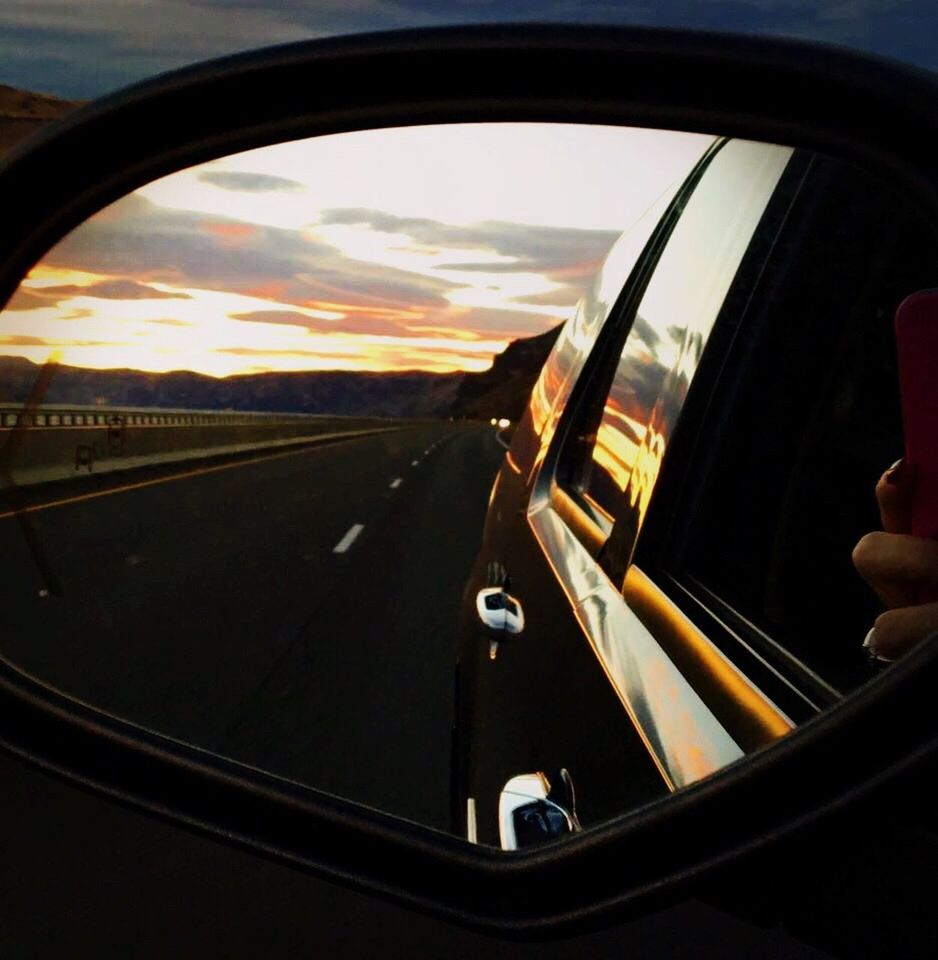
left=245, top=281, right=289, bottom=300
left=296, top=297, right=425, bottom=322
left=403, top=324, right=482, bottom=341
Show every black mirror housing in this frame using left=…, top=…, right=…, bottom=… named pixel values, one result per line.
left=2, top=24, right=938, bottom=936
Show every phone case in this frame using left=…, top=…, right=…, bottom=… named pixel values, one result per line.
left=895, top=289, right=938, bottom=538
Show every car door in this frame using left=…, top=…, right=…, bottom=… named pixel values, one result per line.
left=454, top=137, right=805, bottom=847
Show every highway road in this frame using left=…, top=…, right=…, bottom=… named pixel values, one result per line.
left=0, top=420, right=504, bottom=833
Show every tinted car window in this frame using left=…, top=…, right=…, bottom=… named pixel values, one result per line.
left=661, top=155, right=938, bottom=693
left=527, top=176, right=691, bottom=444
left=558, top=140, right=794, bottom=555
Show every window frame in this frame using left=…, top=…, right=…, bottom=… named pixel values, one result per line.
left=629, top=151, right=835, bottom=716
left=632, top=146, right=932, bottom=712
left=534, top=138, right=726, bottom=558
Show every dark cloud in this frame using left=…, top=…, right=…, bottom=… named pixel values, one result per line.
left=322, top=207, right=619, bottom=272
left=3, top=278, right=191, bottom=313
left=43, top=193, right=457, bottom=313
left=229, top=309, right=320, bottom=326
left=516, top=287, right=583, bottom=307
left=230, top=309, right=413, bottom=338
left=0, top=334, right=113, bottom=347
left=45, top=193, right=321, bottom=289
left=198, top=171, right=306, bottom=193
left=34, top=191, right=601, bottom=347
left=216, top=347, right=363, bottom=359
left=3, top=288, right=50, bottom=311
left=0, top=334, right=50, bottom=346
left=41, top=279, right=193, bottom=300
left=432, top=262, right=532, bottom=274
left=322, top=207, right=618, bottom=308
left=416, top=306, right=567, bottom=342
left=632, top=313, right=662, bottom=353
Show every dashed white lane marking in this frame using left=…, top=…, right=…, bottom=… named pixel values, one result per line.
left=424, top=448, right=431, bottom=454
left=466, top=797, right=478, bottom=844
left=411, top=459, right=419, bottom=466
left=332, top=523, right=365, bottom=554
left=389, top=478, right=402, bottom=489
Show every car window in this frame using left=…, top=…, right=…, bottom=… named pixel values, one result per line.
left=649, top=153, right=938, bottom=695
left=552, top=140, right=795, bottom=564
left=526, top=171, right=695, bottom=449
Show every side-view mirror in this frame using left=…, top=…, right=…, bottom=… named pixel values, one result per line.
left=476, top=588, right=525, bottom=635
left=499, top=771, right=581, bottom=850
left=2, top=23, right=938, bottom=938
left=476, top=587, right=525, bottom=660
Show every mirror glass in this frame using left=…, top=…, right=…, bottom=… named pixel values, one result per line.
left=2, top=123, right=936, bottom=848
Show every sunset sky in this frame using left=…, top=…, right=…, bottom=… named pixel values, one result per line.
left=0, top=124, right=712, bottom=377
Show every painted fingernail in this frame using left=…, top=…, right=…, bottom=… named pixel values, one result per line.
left=863, top=627, right=896, bottom=663
left=885, top=459, right=905, bottom=484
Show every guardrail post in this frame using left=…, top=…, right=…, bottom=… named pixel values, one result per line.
left=74, top=444, right=93, bottom=473
left=107, top=415, right=125, bottom=456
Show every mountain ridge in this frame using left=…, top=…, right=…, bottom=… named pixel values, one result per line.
left=0, top=321, right=564, bottom=420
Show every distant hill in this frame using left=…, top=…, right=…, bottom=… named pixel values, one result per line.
left=450, top=322, right=563, bottom=421
left=0, top=355, right=461, bottom=418
left=0, top=85, right=82, bottom=155
left=0, top=320, right=566, bottom=421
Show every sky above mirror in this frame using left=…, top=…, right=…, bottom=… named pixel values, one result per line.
left=0, top=1, right=936, bottom=100
left=0, top=125, right=712, bottom=377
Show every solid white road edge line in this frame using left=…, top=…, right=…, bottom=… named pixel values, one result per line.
left=389, top=478, right=402, bottom=489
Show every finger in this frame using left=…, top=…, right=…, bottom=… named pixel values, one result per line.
left=852, top=531, right=938, bottom=607
left=875, top=459, right=913, bottom=534
left=864, top=601, right=938, bottom=662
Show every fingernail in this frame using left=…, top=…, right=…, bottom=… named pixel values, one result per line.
left=885, top=458, right=905, bottom=484
left=863, top=627, right=896, bottom=663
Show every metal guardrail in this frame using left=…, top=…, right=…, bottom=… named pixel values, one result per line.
left=0, top=404, right=402, bottom=488
left=0, top=404, right=378, bottom=429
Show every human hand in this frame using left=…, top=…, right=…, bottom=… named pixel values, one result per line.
left=852, top=460, right=938, bottom=661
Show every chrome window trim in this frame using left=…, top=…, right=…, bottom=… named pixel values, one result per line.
left=528, top=502, right=761, bottom=789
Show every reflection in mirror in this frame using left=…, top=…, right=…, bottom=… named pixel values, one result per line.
left=498, top=770, right=580, bottom=851
left=1, top=123, right=936, bottom=847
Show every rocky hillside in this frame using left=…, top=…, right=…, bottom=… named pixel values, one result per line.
left=0, top=355, right=461, bottom=419
left=0, top=317, right=566, bottom=421
left=449, top=322, right=563, bottom=421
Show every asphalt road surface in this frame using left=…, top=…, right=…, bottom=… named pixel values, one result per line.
left=0, top=421, right=503, bottom=833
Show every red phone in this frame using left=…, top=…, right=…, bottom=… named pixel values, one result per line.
left=895, top=289, right=938, bottom=538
